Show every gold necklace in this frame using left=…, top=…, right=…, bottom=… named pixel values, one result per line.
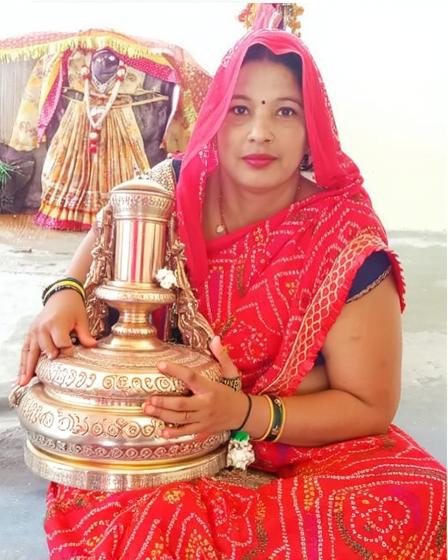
left=215, top=180, right=302, bottom=236
left=215, top=182, right=228, bottom=235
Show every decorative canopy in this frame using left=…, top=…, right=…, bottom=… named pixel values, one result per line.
left=1, top=28, right=212, bottom=153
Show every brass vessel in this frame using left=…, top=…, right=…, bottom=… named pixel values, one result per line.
left=10, top=178, right=228, bottom=491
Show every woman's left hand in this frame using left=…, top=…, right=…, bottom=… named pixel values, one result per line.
left=142, top=336, right=248, bottom=438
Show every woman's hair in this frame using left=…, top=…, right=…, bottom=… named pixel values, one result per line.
left=242, top=44, right=302, bottom=84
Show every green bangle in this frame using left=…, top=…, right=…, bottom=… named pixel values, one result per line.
left=272, top=397, right=287, bottom=442
left=265, top=396, right=285, bottom=442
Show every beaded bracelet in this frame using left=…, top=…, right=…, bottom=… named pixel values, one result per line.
left=42, top=277, right=86, bottom=306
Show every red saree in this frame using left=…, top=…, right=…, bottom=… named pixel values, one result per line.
left=45, top=29, right=446, bottom=559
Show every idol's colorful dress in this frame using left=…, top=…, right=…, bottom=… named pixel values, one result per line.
left=3, top=30, right=210, bottom=230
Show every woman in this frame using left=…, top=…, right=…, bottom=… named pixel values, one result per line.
left=19, top=29, right=446, bottom=559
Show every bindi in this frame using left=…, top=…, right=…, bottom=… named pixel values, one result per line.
left=261, top=100, right=266, bottom=104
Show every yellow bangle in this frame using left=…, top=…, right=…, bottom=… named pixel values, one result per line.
left=42, top=276, right=87, bottom=307
left=54, top=279, right=86, bottom=299
left=253, top=395, right=274, bottom=442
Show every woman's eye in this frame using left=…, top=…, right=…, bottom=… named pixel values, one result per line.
left=230, top=105, right=248, bottom=116
left=278, top=107, right=297, bottom=117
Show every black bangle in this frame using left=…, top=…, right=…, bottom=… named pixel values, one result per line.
left=42, top=284, right=86, bottom=306
left=42, top=276, right=85, bottom=301
left=234, top=393, right=253, bottom=432
left=42, top=277, right=86, bottom=306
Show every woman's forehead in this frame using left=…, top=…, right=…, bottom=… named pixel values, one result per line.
left=234, top=59, right=302, bottom=98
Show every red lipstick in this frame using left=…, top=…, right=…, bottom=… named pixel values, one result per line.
left=242, top=153, right=277, bottom=169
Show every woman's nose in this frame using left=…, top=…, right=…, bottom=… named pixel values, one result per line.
left=247, top=116, right=274, bottom=143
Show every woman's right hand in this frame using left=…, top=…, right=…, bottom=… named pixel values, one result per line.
left=18, top=289, right=97, bottom=387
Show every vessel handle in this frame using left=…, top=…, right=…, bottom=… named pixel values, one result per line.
left=8, top=383, right=29, bottom=408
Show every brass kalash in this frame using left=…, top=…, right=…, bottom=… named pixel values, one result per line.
left=10, top=176, right=229, bottom=490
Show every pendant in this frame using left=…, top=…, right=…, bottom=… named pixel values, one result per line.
left=88, top=129, right=100, bottom=154
left=216, top=223, right=226, bottom=235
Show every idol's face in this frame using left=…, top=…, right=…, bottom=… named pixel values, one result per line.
left=216, top=58, right=307, bottom=193
left=91, top=49, right=119, bottom=84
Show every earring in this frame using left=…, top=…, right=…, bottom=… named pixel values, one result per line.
left=299, top=153, right=313, bottom=172
left=209, top=136, right=219, bottom=166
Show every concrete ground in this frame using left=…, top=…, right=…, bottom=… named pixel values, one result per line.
left=0, top=215, right=446, bottom=559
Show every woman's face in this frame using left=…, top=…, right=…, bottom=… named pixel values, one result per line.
left=216, top=58, right=306, bottom=192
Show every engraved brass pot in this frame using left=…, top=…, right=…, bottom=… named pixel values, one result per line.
left=10, top=178, right=228, bottom=491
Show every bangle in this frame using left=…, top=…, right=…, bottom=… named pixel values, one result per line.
left=42, top=277, right=86, bottom=306
left=266, top=396, right=286, bottom=442
left=272, top=398, right=287, bottom=442
left=233, top=393, right=253, bottom=431
left=42, top=276, right=85, bottom=300
left=220, top=376, right=242, bottom=392
left=43, top=284, right=85, bottom=306
left=253, top=394, right=274, bottom=442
